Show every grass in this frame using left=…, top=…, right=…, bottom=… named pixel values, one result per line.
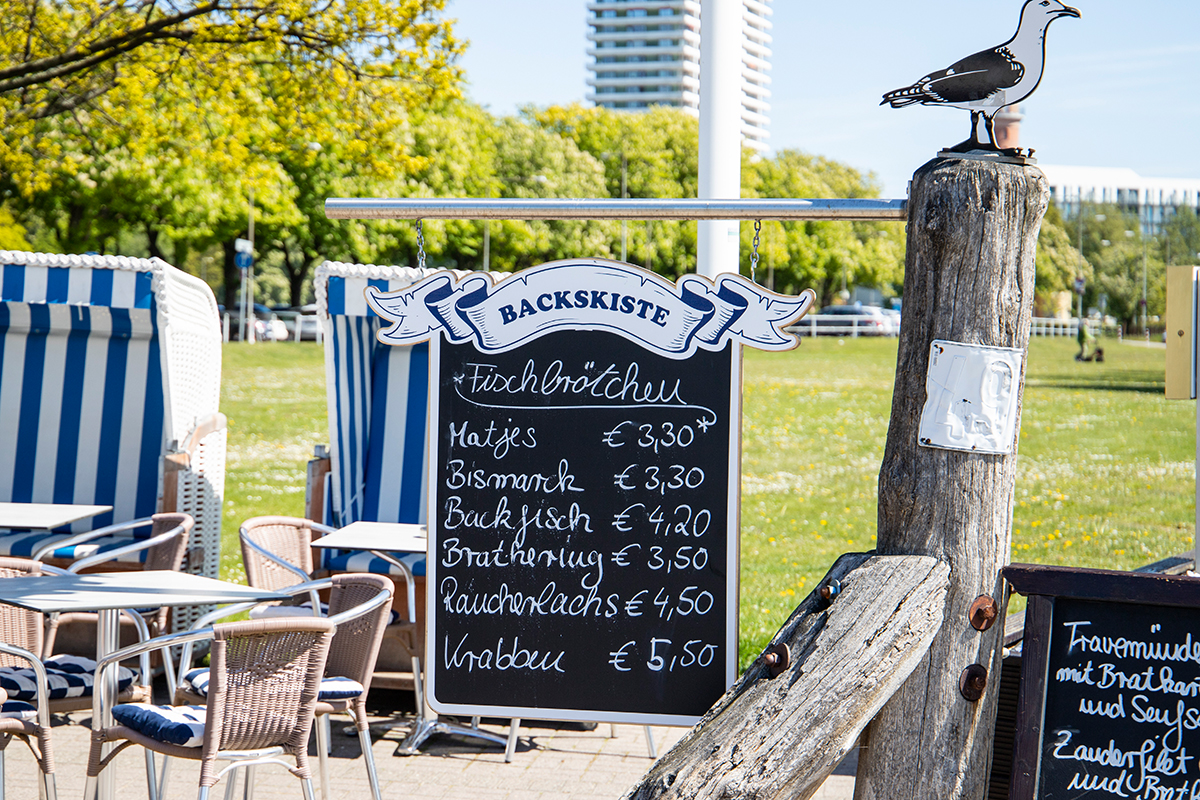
left=219, top=336, right=1196, bottom=671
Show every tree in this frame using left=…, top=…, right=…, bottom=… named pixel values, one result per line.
left=0, top=0, right=463, bottom=195
left=0, top=205, right=30, bottom=250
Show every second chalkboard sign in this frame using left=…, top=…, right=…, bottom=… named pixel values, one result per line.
left=366, top=259, right=813, bottom=725
left=1005, top=564, right=1200, bottom=800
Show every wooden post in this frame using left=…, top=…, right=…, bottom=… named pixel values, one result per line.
left=854, top=157, right=1048, bottom=800
left=623, top=553, right=950, bottom=800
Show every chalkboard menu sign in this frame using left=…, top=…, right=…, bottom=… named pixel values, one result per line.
left=366, top=259, right=813, bottom=725
left=1004, top=564, right=1200, bottom=800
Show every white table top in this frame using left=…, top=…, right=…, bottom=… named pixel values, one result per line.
left=312, top=521, right=428, bottom=555
left=0, top=502, right=112, bottom=530
left=0, top=571, right=286, bottom=614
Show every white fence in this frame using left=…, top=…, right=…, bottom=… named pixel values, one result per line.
left=788, top=315, right=1115, bottom=339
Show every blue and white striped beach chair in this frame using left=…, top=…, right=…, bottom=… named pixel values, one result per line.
left=307, top=260, right=457, bottom=579
left=0, top=252, right=225, bottom=614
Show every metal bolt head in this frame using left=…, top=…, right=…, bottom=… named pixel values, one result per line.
left=762, top=642, right=790, bottom=678
left=959, top=664, right=988, bottom=701
left=969, top=595, right=999, bottom=631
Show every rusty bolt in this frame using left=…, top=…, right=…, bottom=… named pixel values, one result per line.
left=819, top=579, right=841, bottom=603
left=969, top=595, right=999, bottom=631
left=761, top=642, right=790, bottom=678
left=959, top=664, right=988, bottom=701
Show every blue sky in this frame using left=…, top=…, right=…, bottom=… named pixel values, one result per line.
left=444, top=0, right=1200, bottom=198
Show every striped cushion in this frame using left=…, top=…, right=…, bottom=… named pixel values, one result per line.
left=0, top=531, right=151, bottom=563
left=182, top=668, right=364, bottom=701
left=111, top=703, right=205, bottom=747
left=0, top=655, right=135, bottom=701
left=0, top=700, right=37, bottom=720
left=317, top=549, right=424, bottom=579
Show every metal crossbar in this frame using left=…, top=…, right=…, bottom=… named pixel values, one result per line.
left=324, top=198, right=908, bottom=221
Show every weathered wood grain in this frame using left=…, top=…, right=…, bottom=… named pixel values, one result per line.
left=854, top=157, right=1048, bottom=800
left=623, top=552, right=950, bottom=800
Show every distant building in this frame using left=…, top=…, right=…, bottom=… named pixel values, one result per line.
left=995, top=106, right=1200, bottom=234
left=1040, top=164, right=1200, bottom=235
left=585, top=0, right=772, bottom=152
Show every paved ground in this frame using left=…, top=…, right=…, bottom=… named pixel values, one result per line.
left=0, top=689, right=858, bottom=799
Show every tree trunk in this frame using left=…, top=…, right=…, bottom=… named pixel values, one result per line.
left=221, top=239, right=239, bottom=311
left=623, top=553, right=949, bottom=800
left=854, top=157, right=1048, bottom=800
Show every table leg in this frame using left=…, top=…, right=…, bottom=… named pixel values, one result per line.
left=95, top=609, right=120, bottom=800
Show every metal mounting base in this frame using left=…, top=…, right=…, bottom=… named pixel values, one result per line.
left=937, top=149, right=1038, bottom=166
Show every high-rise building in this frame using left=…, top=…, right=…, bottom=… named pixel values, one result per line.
left=585, top=0, right=771, bottom=152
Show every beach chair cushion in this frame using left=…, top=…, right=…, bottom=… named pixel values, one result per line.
left=0, top=530, right=151, bottom=563
left=0, top=700, right=37, bottom=720
left=316, top=549, right=424, bottom=579
left=182, top=667, right=364, bottom=701
left=111, top=703, right=206, bottom=747
left=0, top=655, right=135, bottom=700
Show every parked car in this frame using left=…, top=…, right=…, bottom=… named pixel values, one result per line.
left=812, top=305, right=893, bottom=336
left=267, top=303, right=320, bottom=340
left=218, top=303, right=289, bottom=341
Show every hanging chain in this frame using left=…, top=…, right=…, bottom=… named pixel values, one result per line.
left=415, top=219, right=427, bottom=270
left=750, top=219, right=762, bottom=283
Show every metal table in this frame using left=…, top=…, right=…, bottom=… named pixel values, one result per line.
left=0, top=501, right=111, bottom=529
left=312, top=522, right=513, bottom=756
left=0, top=571, right=285, bottom=800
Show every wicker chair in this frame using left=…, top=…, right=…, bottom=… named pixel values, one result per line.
left=0, top=563, right=58, bottom=800
left=85, top=617, right=336, bottom=800
left=38, top=513, right=192, bottom=641
left=176, top=574, right=394, bottom=800
left=0, top=557, right=150, bottom=715
left=239, top=516, right=329, bottom=591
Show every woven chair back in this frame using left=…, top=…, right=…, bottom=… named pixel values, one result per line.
left=239, top=517, right=317, bottom=591
left=324, top=574, right=392, bottom=693
left=199, top=617, right=334, bottom=786
left=0, top=557, right=44, bottom=666
left=144, top=513, right=193, bottom=573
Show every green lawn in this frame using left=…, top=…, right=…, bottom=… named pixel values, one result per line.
left=219, top=336, right=1196, bottom=669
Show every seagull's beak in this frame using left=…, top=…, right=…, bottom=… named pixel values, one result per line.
left=1057, top=4, right=1081, bottom=18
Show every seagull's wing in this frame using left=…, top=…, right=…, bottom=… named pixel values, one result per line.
left=882, top=48, right=1024, bottom=106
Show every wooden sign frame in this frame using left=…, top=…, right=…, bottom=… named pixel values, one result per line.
left=1004, top=563, right=1200, bottom=800
left=366, top=259, right=813, bottom=726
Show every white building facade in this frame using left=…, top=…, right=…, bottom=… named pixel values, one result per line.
left=1041, top=164, right=1200, bottom=235
left=585, top=0, right=772, bottom=152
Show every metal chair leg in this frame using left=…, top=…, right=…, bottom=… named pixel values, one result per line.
left=243, top=764, right=256, bottom=800
left=358, top=725, right=382, bottom=800
left=315, top=716, right=331, bottom=800
left=300, top=778, right=317, bottom=800
left=643, top=726, right=657, bottom=758
left=222, top=766, right=238, bottom=800
left=143, top=748, right=158, bottom=800
left=158, top=756, right=173, bottom=800
left=42, top=772, right=56, bottom=800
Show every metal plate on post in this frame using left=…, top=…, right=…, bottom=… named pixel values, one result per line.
left=918, top=340, right=1023, bottom=454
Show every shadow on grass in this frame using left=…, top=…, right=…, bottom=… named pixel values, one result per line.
left=1026, top=379, right=1165, bottom=394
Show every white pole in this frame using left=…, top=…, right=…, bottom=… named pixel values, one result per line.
left=697, top=0, right=742, bottom=279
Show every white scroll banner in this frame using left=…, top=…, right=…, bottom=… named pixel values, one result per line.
left=365, top=259, right=815, bottom=358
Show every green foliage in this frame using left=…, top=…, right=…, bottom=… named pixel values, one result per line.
left=1036, top=203, right=1084, bottom=296
left=0, top=205, right=29, bottom=250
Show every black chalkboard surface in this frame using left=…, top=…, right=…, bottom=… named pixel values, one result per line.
left=426, top=330, right=738, bottom=724
left=1005, top=564, right=1200, bottom=800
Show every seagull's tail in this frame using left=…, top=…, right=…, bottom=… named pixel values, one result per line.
left=881, top=84, right=926, bottom=108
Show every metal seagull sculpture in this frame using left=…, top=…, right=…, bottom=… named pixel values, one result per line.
left=881, top=0, right=1080, bottom=154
